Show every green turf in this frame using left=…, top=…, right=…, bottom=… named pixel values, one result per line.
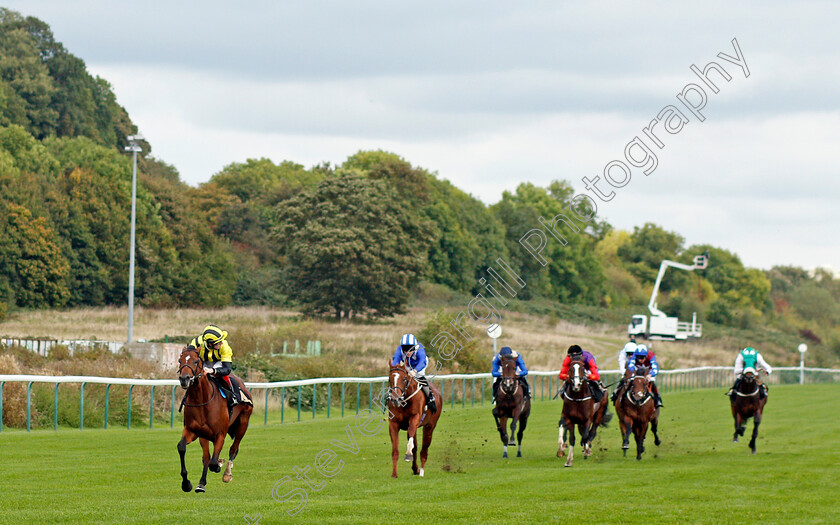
left=2, top=384, right=839, bottom=524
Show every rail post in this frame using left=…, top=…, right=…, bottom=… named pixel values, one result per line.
left=80, top=382, right=86, bottom=430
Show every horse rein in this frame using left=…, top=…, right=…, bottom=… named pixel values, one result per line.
left=178, top=353, right=217, bottom=410
left=624, top=375, right=652, bottom=406
left=388, top=367, right=421, bottom=405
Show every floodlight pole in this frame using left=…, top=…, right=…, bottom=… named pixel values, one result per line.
left=125, top=134, right=144, bottom=343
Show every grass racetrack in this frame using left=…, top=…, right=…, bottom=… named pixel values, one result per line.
left=3, top=383, right=839, bottom=524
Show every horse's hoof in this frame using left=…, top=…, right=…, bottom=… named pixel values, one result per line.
left=391, top=473, right=398, bottom=479
left=751, top=449, right=756, bottom=455
left=503, top=451, right=508, bottom=458
left=419, top=468, right=424, bottom=477
left=222, top=474, right=232, bottom=483
left=517, top=451, right=522, bottom=458
left=623, top=450, right=627, bottom=457
left=556, top=450, right=564, bottom=458
left=733, top=437, right=739, bottom=443
left=209, top=463, right=221, bottom=473
left=404, top=454, right=413, bottom=462
left=636, top=456, right=642, bottom=461
left=508, top=440, right=517, bottom=446
left=655, top=439, right=661, bottom=446
left=181, top=480, right=192, bottom=493
left=195, top=484, right=206, bottom=493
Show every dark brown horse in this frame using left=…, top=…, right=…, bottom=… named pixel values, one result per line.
left=387, top=362, right=442, bottom=478
left=177, top=348, right=253, bottom=492
left=730, top=369, right=767, bottom=454
left=557, top=356, right=610, bottom=467
left=492, top=355, right=530, bottom=458
left=615, top=366, right=660, bottom=460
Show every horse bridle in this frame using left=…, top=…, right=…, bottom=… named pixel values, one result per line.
left=499, top=356, right=520, bottom=398
left=734, top=373, right=760, bottom=397
left=624, top=374, right=652, bottom=406
left=178, top=351, right=217, bottom=409
left=388, top=367, right=420, bottom=407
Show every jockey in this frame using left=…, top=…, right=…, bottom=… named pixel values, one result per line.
left=186, top=325, right=243, bottom=406
left=627, top=344, right=663, bottom=408
left=726, top=347, right=772, bottom=399
left=391, top=333, right=437, bottom=413
left=558, top=345, right=605, bottom=403
left=610, top=342, right=638, bottom=402
left=491, top=346, right=530, bottom=403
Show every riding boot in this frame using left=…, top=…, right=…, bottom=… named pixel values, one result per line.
left=224, top=375, right=240, bottom=406
left=521, top=378, right=531, bottom=399
left=654, top=392, right=663, bottom=408
left=759, top=384, right=768, bottom=400
left=422, top=385, right=437, bottom=413
left=418, top=376, right=437, bottom=413
left=590, top=381, right=604, bottom=403
left=492, top=378, right=500, bottom=404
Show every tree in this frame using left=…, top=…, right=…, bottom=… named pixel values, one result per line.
left=273, top=173, right=433, bottom=318
left=617, top=223, right=685, bottom=288
left=492, top=181, right=605, bottom=303
left=0, top=201, right=69, bottom=306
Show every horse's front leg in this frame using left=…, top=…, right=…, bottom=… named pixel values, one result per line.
left=498, top=415, right=510, bottom=458
left=405, top=414, right=420, bottom=462
left=582, top=419, right=592, bottom=458
left=635, top=421, right=648, bottom=461
left=196, top=438, right=211, bottom=493
left=389, top=421, right=400, bottom=478
left=177, top=430, right=196, bottom=492
left=557, top=418, right=567, bottom=457
left=749, top=410, right=762, bottom=454
left=564, top=421, right=576, bottom=467
left=508, top=406, right=520, bottom=447
left=621, top=415, right=632, bottom=456
left=733, top=411, right=743, bottom=442
left=209, top=433, right=226, bottom=473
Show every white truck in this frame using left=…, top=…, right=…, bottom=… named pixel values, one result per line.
left=628, top=253, right=708, bottom=341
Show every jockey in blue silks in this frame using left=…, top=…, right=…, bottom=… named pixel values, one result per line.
left=491, top=346, right=530, bottom=402
left=391, top=333, right=437, bottom=413
left=627, top=344, right=663, bottom=407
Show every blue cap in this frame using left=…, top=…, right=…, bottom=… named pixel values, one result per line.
left=500, top=346, right=513, bottom=356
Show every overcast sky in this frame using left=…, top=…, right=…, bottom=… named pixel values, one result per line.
left=5, top=1, right=839, bottom=271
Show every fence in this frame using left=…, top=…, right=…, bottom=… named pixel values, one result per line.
left=0, top=338, right=123, bottom=356
left=1, top=366, right=838, bottom=432
left=0, top=338, right=322, bottom=358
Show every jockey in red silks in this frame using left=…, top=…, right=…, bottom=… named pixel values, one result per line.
left=558, top=345, right=605, bottom=402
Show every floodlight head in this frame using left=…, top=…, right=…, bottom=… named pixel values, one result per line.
left=127, top=133, right=145, bottom=142
left=693, top=253, right=709, bottom=269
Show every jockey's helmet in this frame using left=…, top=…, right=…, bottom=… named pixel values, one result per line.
left=400, top=333, right=418, bottom=354
left=567, top=345, right=583, bottom=356
left=634, top=344, right=649, bottom=360
left=500, top=346, right=513, bottom=356
left=623, top=342, right=637, bottom=355
left=202, top=325, right=227, bottom=347
left=743, top=366, right=756, bottom=376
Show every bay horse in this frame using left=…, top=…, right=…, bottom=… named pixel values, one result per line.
left=492, top=355, right=530, bottom=458
left=730, top=369, right=767, bottom=454
left=177, top=348, right=253, bottom=493
left=615, top=366, right=660, bottom=460
left=386, top=362, right=442, bottom=478
left=557, top=356, right=610, bottom=467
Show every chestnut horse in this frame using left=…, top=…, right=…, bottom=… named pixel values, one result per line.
left=615, top=366, right=660, bottom=460
left=557, top=356, right=610, bottom=467
left=177, top=348, right=252, bottom=493
left=730, top=369, right=767, bottom=454
left=386, top=362, right=442, bottom=478
left=492, top=355, right=530, bottom=458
